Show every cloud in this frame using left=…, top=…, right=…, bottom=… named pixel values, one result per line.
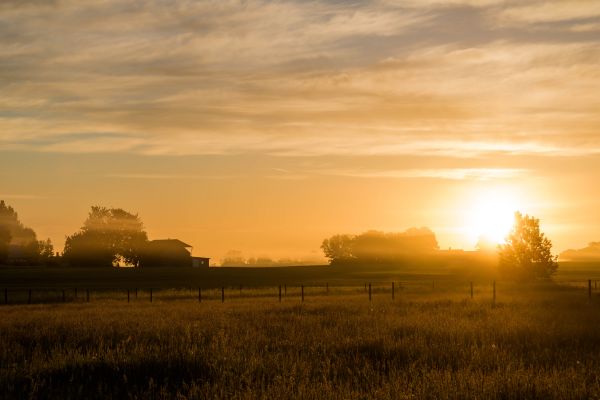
left=314, top=167, right=528, bottom=181
left=104, top=173, right=240, bottom=180
left=497, top=1, right=600, bottom=25
left=569, top=21, right=600, bottom=32
left=0, top=1, right=599, bottom=160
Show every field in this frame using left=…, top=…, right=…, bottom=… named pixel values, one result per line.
left=1, top=263, right=600, bottom=399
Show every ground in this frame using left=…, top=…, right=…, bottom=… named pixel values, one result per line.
left=1, top=263, right=599, bottom=399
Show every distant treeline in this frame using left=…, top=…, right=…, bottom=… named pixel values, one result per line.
left=560, top=242, right=600, bottom=262
left=0, top=201, right=197, bottom=268
left=0, top=201, right=55, bottom=266
left=220, top=250, right=320, bottom=267
left=321, top=228, right=440, bottom=264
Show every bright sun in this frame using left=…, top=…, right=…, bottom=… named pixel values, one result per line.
left=465, top=190, right=520, bottom=246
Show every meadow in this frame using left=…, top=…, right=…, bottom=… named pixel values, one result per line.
left=1, top=263, right=600, bottom=399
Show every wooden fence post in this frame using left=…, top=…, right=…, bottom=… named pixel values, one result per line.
left=470, top=282, right=474, bottom=299
left=492, top=280, right=496, bottom=307
left=279, top=285, right=282, bottom=302
left=392, top=282, right=395, bottom=300
left=368, top=283, right=372, bottom=302
left=364, top=283, right=367, bottom=292
left=150, top=288, right=153, bottom=303
left=301, top=285, right=304, bottom=302
left=221, top=287, right=225, bottom=303
left=28, top=289, right=31, bottom=304
left=198, top=288, right=202, bottom=303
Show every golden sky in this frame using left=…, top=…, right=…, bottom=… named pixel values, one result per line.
left=1, top=0, right=599, bottom=262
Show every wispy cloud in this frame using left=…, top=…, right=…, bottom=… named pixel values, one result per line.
left=497, top=1, right=600, bottom=25
left=316, top=168, right=528, bottom=181
left=0, top=0, right=599, bottom=160
left=104, top=173, right=241, bottom=180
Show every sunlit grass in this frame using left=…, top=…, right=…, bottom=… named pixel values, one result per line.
left=1, top=281, right=599, bottom=399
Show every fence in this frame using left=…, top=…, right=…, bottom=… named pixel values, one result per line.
left=2, top=279, right=599, bottom=306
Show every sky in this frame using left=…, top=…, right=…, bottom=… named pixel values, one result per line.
left=1, top=0, right=599, bottom=263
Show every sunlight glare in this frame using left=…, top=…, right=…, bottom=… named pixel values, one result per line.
left=465, top=189, right=520, bottom=246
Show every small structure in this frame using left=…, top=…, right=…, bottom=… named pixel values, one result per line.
left=192, top=257, right=210, bottom=268
left=140, top=239, right=209, bottom=268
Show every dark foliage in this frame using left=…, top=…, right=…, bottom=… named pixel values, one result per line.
left=0, top=225, right=10, bottom=263
left=63, top=206, right=148, bottom=267
left=499, top=212, right=558, bottom=280
left=0, top=200, right=49, bottom=265
left=322, top=228, right=439, bottom=264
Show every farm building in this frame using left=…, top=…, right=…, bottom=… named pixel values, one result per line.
left=192, top=257, right=210, bottom=267
left=139, top=239, right=209, bottom=268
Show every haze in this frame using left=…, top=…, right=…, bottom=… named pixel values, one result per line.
left=1, top=0, right=599, bottom=262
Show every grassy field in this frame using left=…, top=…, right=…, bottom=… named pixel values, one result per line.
left=1, top=262, right=600, bottom=398
left=0, top=260, right=598, bottom=290
left=1, top=276, right=600, bottom=399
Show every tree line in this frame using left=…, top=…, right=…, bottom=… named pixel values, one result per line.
left=1, top=199, right=560, bottom=278
left=0, top=201, right=54, bottom=266
left=321, top=228, right=439, bottom=263
left=321, top=212, right=559, bottom=280
left=1, top=201, right=166, bottom=268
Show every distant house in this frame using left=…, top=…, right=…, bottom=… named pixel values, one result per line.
left=192, top=257, right=210, bottom=268
left=140, top=239, right=209, bottom=268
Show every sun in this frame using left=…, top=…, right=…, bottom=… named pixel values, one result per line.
left=465, top=189, right=520, bottom=247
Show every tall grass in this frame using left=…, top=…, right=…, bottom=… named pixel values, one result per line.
left=1, top=282, right=599, bottom=399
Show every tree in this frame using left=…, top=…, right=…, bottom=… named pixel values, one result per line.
left=321, top=234, right=355, bottom=263
left=63, top=206, right=148, bottom=267
left=0, top=226, right=11, bottom=263
left=37, top=238, right=55, bottom=265
left=0, top=200, right=39, bottom=263
left=499, top=212, right=558, bottom=280
left=321, top=228, right=439, bottom=264
left=221, top=250, right=246, bottom=266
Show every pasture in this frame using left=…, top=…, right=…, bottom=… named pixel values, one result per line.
left=1, top=263, right=600, bottom=399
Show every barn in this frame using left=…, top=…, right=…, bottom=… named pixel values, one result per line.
left=139, top=239, right=209, bottom=268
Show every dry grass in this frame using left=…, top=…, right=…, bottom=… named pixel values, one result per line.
left=1, top=282, right=600, bottom=399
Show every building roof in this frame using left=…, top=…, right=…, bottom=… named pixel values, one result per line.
left=150, top=239, right=192, bottom=248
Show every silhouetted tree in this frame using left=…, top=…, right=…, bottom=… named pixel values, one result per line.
left=37, top=238, right=55, bottom=265
left=221, top=250, right=246, bottom=266
left=559, top=242, right=600, bottom=261
left=321, top=234, right=355, bottom=263
left=352, top=228, right=438, bottom=261
left=0, top=226, right=10, bottom=263
left=0, top=200, right=40, bottom=263
left=499, top=212, right=558, bottom=280
left=321, top=228, right=438, bottom=264
left=63, top=206, right=148, bottom=267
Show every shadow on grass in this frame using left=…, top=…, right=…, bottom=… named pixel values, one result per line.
left=7, top=358, right=215, bottom=399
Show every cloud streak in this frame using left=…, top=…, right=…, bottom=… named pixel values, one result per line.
left=316, top=167, right=529, bottom=181
left=1, top=0, right=599, bottom=160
